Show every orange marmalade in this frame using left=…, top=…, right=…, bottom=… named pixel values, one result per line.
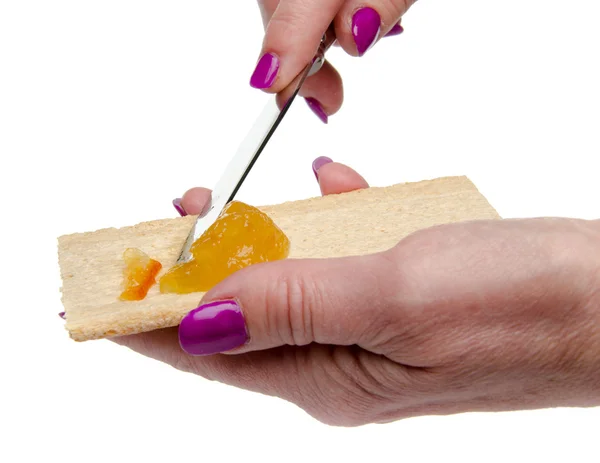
left=159, top=201, right=290, bottom=294
left=119, top=248, right=163, bottom=301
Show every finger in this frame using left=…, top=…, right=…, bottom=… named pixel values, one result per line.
left=172, top=156, right=366, bottom=217
left=256, top=0, right=276, bottom=28
left=249, top=0, right=345, bottom=93
left=257, top=1, right=343, bottom=121
left=176, top=156, right=368, bottom=216
left=312, top=157, right=369, bottom=195
left=334, top=1, right=414, bottom=57
left=178, top=249, right=399, bottom=356
left=384, top=20, right=404, bottom=37
left=172, top=187, right=212, bottom=217
left=333, top=17, right=404, bottom=45
left=276, top=60, right=344, bottom=122
left=299, top=61, right=343, bottom=121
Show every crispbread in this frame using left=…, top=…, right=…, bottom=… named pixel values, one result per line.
left=57, top=176, right=500, bottom=341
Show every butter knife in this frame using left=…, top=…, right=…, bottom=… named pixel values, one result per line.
left=176, top=26, right=336, bottom=264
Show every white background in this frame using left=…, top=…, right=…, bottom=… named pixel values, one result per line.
left=1, top=0, right=599, bottom=461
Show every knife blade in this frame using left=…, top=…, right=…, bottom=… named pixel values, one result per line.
left=176, top=26, right=336, bottom=264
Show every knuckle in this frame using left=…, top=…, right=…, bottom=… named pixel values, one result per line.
left=389, top=225, right=458, bottom=278
left=265, top=267, right=317, bottom=346
left=364, top=242, right=438, bottom=360
left=266, top=8, right=308, bottom=44
left=265, top=5, right=323, bottom=56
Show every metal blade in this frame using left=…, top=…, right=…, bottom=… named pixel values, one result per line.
left=175, top=63, right=312, bottom=264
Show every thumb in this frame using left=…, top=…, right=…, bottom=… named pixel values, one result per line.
left=177, top=252, right=398, bottom=356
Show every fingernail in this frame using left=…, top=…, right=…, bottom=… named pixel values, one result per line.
left=58, top=312, right=65, bottom=319
left=305, top=98, right=328, bottom=124
left=312, top=156, right=333, bottom=179
left=250, top=52, right=280, bottom=89
left=173, top=198, right=187, bottom=217
left=179, top=300, right=248, bottom=356
left=385, top=22, right=404, bottom=37
left=352, top=7, right=381, bottom=56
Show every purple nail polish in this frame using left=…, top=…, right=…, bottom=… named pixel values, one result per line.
left=173, top=198, right=187, bottom=217
left=250, top=53, right=280, bottom=89
left=305, top=98, right=328, bottom=124
left=312, top=156, right=333, bottom=179
left=352, top=8, right=381, bottom=56
left=385, top=23, right=404, bottom=37
left=58, top=312, right=66, bottom=319
left=179, top=300, right=248, bottom=356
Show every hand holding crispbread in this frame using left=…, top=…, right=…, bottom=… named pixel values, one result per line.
left=56, top=0, right=600, bottom=428
left=58, top=159, right=600, bottom=426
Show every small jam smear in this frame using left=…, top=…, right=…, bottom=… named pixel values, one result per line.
left=119, top=248, right=163, bottom=301
left=159, top=201, right=290, bottom=294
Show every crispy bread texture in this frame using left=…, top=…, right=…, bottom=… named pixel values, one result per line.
left=57, top=176, right=500, bottom=341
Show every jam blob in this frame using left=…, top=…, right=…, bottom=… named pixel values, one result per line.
left=119, top=248, right=163, bottom=301
left=159, top=201, right=290, bottom=294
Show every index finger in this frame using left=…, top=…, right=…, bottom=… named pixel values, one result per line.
left=175, top=187, right=212, bottom=216
left=249, top=0, right=345, bottom=93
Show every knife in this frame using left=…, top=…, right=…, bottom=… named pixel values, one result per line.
left=176, top=26, right=337, bottom=264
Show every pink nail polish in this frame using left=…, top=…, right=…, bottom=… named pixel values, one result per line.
left=352, top=8, right=381, bottom=56
left=250, top=53, right=280, bottom=89
left=179, top=300, right=248, bottom=356
left=305, top=98, right=328, bottom=124
left=385, top=23, right=404, bottom=37
left=312, top=156, right=333, bottom=179
left=173, top=198, right=187, bottom=217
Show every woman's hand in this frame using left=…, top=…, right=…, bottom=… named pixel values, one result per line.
left=121, top=159, right=600, bottom=427
left=249, top=0, right=414, bottom=123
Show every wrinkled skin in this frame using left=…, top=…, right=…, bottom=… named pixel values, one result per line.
left=114, top=161, right=600, bottom=427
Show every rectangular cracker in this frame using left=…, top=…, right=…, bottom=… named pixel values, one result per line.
left=57, top=176, right=500, bottom=341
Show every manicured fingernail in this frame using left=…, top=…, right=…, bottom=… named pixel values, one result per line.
left=312, top=156, right=333, bottom=179
left=179, top=300, right=248, bottom=356
left=305, top=98, right=328, bottom=124
left=173, top=198, right=187, bottom=217
left=385, top=22, right=404, bottom=37
left=58, top=312, right=65, bottom=319
left=352, top=7, right=381, bottom=56
left=250, top=53, right=280, bottom=89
